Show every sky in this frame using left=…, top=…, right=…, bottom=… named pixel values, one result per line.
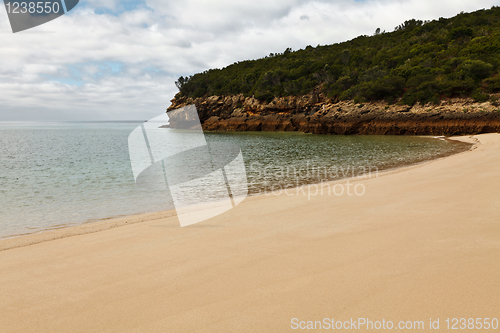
left=0, top=0, right=498, bottom=121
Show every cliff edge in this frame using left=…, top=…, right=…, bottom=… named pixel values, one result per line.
left=167, top=93, right=500, bottom=136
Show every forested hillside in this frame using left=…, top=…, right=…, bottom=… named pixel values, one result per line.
left=175, top=6, right=500, bottom=106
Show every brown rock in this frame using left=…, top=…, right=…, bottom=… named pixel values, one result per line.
left=166, top=93, right=500, bottom=135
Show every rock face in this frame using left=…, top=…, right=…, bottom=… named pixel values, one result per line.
left=167, top=92, right=500, bottom=136
left=166, top=104, right=200, bottom=129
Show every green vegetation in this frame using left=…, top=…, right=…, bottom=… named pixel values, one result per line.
left=175, top=7, right=500, bottom=105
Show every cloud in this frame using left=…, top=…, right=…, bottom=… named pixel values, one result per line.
left=0, top=0, right=498, bottom=120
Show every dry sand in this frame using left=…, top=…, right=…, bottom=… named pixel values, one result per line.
left=1, top=133, right=499, bottom=332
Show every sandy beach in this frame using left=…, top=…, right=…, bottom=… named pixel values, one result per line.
left=1, top=133, right=499, bottom=332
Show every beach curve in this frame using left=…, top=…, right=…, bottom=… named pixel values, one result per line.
left=0, top=133, right=499, bottom=332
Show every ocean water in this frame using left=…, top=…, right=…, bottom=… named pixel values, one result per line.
left=0, top=121, right=469, bottom=238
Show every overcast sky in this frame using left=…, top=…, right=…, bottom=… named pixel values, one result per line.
left=0, top=0, right=497, bottom=121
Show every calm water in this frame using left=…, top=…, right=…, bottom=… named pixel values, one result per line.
left=0, top=121, right=469, bottom=238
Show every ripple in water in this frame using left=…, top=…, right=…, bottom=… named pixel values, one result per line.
left=0, top=122, right=470, bottom=238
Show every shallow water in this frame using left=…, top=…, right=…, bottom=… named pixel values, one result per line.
left=0, top=122, right=469, bottom=238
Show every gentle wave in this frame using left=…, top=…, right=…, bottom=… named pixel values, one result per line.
left=0, top=122, right=469, bottom=238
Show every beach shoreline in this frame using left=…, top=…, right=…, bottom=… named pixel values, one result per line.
left=0, top=135, right=473, bottom=251
left=0, top=133, right=498, bottom=332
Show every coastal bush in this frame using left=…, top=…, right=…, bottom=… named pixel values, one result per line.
left=448, top=27, right=474, bottom=40
left=471, top=89, right=490, bottom=103
left=461, top=60, right=494, bottom=81
left=174, top=6, right=500, bottom=106
left=484, top=75, right=500, bottom=93
left=440, top=77, right=476, bottom=97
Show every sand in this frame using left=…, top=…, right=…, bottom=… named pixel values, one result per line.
left=0, top=133, right=499, bottom=332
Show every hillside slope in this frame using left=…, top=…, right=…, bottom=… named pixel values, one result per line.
left=175, top=7, right=500, bottom=105
left=169, top=7, right=500, bottom=135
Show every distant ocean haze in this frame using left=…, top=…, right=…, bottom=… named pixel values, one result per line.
left=0, top=122, right=469, bottom=238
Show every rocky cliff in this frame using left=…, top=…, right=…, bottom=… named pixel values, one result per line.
left=167, top=92, right=500, bottom=136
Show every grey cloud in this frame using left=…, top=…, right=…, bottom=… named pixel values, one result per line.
left=0, top=0, right=499, bottom=120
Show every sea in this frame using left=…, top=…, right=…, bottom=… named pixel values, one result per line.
left=0, top=121, right=469, bottom=238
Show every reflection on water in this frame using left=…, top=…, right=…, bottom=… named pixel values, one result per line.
left=205, top=132, right=469, bottom=195
left=0, top=122, right=469, bottom=237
